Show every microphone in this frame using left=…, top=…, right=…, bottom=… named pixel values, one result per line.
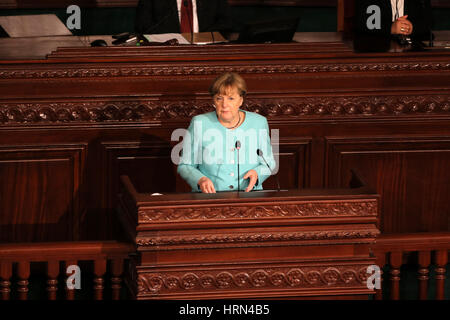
left=235, top=140, right=241, bottom=192
left=257, top=149, right=280, bottom=192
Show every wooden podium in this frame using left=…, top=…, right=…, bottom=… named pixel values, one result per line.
left=118, top=174, right=380, bottom=300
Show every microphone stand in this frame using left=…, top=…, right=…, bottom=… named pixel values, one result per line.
left=235, top=140, right=241, bottom=192
left=257, top=149, right=280, bottom=192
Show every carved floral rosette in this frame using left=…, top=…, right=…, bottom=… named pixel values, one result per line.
left=137, top=265, right=373, bottom=296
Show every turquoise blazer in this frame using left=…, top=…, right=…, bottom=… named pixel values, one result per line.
left=177, top=110, right=276, bottom=192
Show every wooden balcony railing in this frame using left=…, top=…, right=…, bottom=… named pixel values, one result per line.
left=373, top=233, right=450, bottom=300
left=0, top=241, right=134, bottom=300
left=1, top=234, right=448, bottom=300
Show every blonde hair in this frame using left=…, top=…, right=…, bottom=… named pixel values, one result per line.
left=209, top=72, right=247, bottom=97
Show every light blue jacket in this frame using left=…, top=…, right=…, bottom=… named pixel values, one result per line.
left=177, top=110, right=277, bottom=192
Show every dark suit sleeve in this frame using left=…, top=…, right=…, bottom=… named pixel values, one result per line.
left=198, top=0, right=233, bottom=33
left=211, top=0, right=233, bottom=32
left=135, top=0, right=152, bottom=34
left=135, top=0, right=180, bottom=34
left=408, top=0, right=433, bottom=40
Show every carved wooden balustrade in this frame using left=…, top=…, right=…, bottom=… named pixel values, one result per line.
left=373, top=233, right=450, bottom=300
left=0, top=241, right=134, bottom=300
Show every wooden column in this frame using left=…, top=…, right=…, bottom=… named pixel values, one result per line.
left=0, top=262, right=12, bottom=300
left=374, top=252, right=386, bottom=300
left=65, top=260, right=78, bottom=300
left=435, top=250, right=448, bottom=300
left=47, top=260, right=59, bottom=300
left=17, top=261, right=30, bottom=300
left=111, top=258, right=124, bottom=300
left=93, top=259, right=107, bottom=300
left=418, top=251, right=431, bottom=300
left=389, top=252, right=402, bottom=300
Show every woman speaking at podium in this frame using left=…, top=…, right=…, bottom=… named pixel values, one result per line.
left=177, top=72, right=276, bottom=193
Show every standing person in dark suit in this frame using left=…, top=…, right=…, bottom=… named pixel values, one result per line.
left=135, top=0, right=233, bottom=35
left=355, top=0, right=433, bottom=41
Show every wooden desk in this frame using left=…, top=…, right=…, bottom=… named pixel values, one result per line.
left=0, top=31, right=448, bottom=60
left=118, top=175, right=379, bottom=299
left=0, top=35, right=113, bottom=60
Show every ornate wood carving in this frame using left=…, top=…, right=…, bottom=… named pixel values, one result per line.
left=1, top=62, right=450, bottom=80
left=138, top=200, right=378, bottom=223
left=1, top=95, right=448, bottom=125
left=136, top=229, right=379, bottom=247
left=137, top=265, right=372, bottom=295
left=119, top=175, right=379, bottom=299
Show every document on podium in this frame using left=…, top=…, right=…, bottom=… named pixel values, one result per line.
left=0, top=14, right=72, bottom=37
left=144, top=32, right=227, bottom=45
left=144, top=33, right=190, bottom=44
left=182, top=32, right=227, bottom=44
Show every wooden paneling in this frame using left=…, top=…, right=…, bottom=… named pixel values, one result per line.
left=0, top=36, right=449, bottom=245
left=325, top=137, right=450, bottom=233
left=0, top=144, right=86, bottom=242
left=101, top=140, right=181, bottom=206
left=264, top=138, right=312, bottom=190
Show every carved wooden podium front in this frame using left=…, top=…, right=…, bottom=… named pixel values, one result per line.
left=118, top=175, right=379, bottom=299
